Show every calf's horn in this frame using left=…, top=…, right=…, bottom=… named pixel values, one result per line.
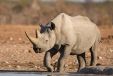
left=25, top=32, right=38, bottom=45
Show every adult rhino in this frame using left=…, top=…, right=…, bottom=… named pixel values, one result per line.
left=25, top=13, right=101, bottom=72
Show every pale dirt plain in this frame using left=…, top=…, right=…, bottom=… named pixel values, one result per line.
left=0, top=25, right=113, bottom=72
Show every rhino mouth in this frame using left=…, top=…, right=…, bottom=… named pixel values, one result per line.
left=33, top=47, right=42, bottom=53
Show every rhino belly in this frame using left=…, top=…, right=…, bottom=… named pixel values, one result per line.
left=71, top=36, right=96, bottom=55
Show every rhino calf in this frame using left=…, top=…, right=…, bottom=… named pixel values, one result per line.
left=25, top=13, right=101, bottom=72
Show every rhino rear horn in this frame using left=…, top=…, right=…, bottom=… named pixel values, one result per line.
left=35, top=29, right=38, bottom=38
left=25, top=32, right=38, bottom=45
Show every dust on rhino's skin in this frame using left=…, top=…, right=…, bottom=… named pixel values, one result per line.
left=25, top=13, right=101, bottom=72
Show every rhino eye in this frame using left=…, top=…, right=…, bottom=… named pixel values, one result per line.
left=46, top=40, right=48, bottom=42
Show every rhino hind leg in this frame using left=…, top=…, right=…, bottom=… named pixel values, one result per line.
left=90, top=42, right=97, bottom=66
left=77, top=52, right=86, bottom=71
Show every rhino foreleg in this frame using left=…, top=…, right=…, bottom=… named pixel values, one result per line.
left=77, top=52, right=86, bottom=71
left=57, top=45, right=71, bottom=72
left=44, top=51, right=53, bottom=72
left=44, top=44, right=59, bottom=72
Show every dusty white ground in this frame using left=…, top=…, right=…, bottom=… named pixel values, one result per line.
left=0, top=25, right=113, bottom=72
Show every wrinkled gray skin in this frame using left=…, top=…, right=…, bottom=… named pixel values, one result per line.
left=25, top=13, right=101, bottom=73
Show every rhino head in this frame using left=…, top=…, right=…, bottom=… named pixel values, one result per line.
left=25, top=22, right=56, bottom=53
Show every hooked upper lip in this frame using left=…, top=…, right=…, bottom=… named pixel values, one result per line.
left=33, top=47, right=41, bottom=53
left=38, top=48, right=41, bottom=53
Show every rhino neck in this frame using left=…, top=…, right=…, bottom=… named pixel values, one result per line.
left=46, top=30, right=57, bottom=50
left=51, top=22, right=62, bottom=45
left=53, top=27, right=61, bottom=45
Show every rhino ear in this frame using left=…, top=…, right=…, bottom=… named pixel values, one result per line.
left=49, top=22, right=55, bottom=30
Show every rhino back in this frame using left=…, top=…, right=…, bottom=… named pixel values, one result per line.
left=52, top=13, right=100, bottom=54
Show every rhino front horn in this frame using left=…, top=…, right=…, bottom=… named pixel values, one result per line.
left=25, top=32, right=38, bottom=45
